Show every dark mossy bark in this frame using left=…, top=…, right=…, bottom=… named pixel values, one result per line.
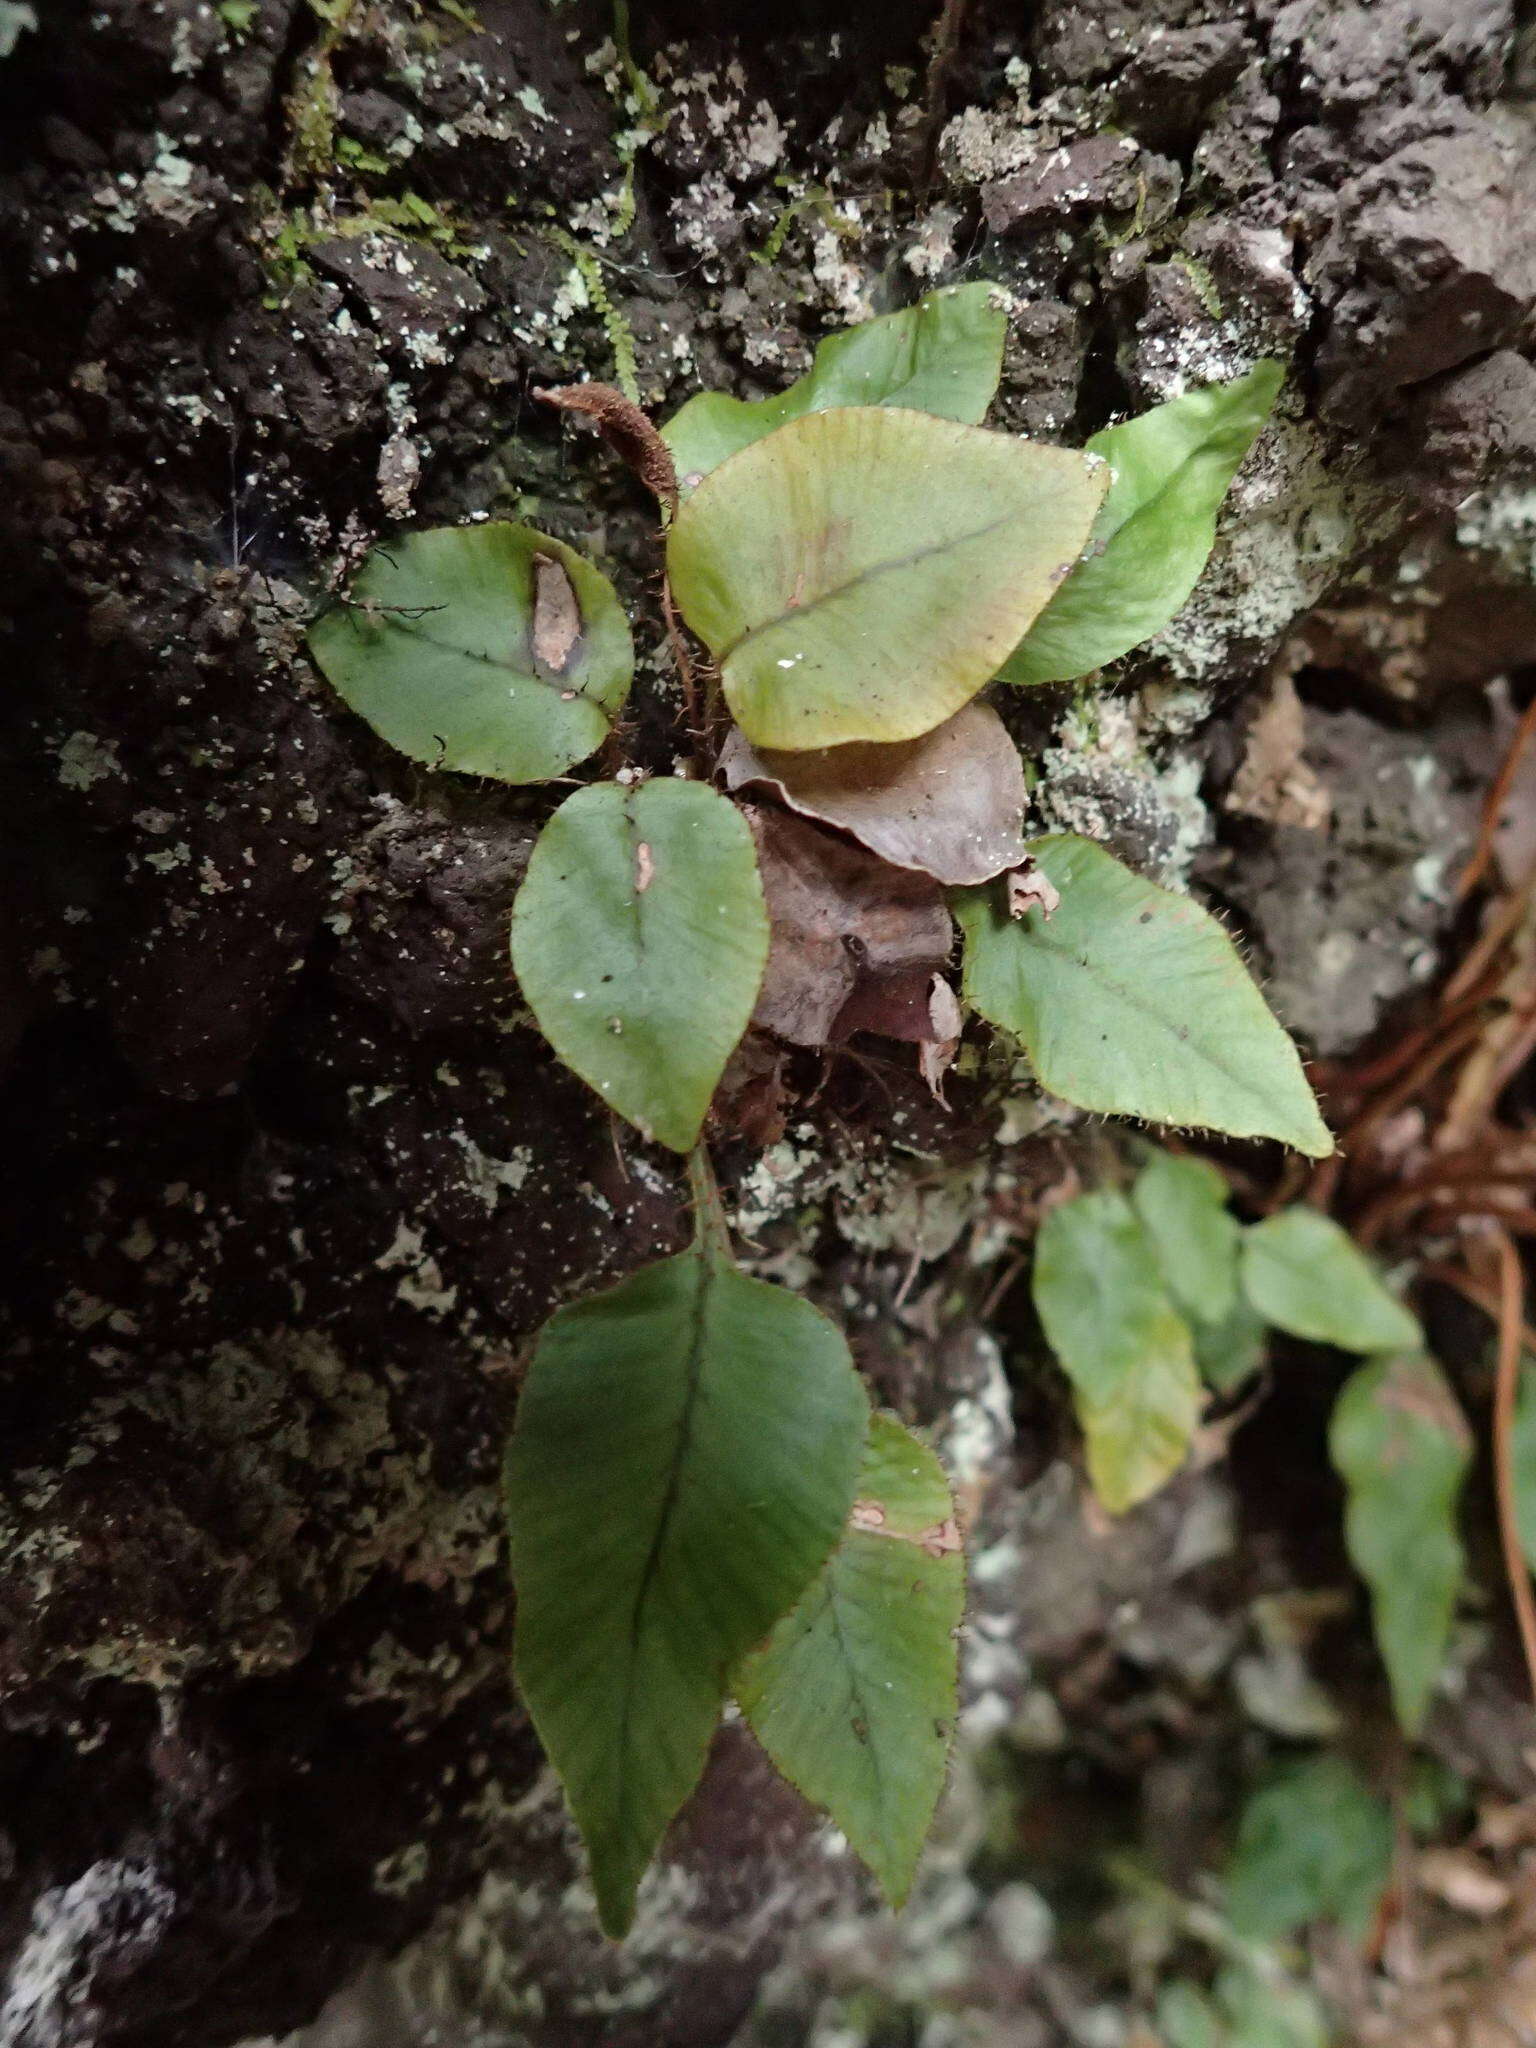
left=1, top=1, right=1533, bottom=2041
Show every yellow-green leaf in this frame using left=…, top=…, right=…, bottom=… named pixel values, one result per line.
left=307, top=522, right=632, bottom=782
left=666, top=408, right=1107, bottom=750
left=1032, top=1189, right=1202, bottom=1513
left=954, top=834, right=1334, bottom=1156
left=734, top=1413, right=964, bottom=1907
left=1242, top=1208, right=1421, bottom=1354
left=506, top=1240, right=869, bottom=1936
left=510, top=778, right=769, bottom=1151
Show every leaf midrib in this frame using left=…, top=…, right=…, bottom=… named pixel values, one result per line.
left=825, top=1558, right=897, bottom=1868
left=376, top=610, right=603, bottom=704
left=717, top=503, right=1035, bottom=668
left=613, top=1251, right=716, bottom=1856
left=1088, top=435, right=1217, bottom=552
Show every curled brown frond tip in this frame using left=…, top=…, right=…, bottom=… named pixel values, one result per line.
left=534, top=381, right=679, bottom=511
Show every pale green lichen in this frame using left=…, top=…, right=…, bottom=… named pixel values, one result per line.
left=0, top=1329, right=502, bottom=1692
left=1150, top=411, right=1369, bottom=686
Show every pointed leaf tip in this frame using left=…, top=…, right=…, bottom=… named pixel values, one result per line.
left=507, top=1244, right=869, bottom=1935
left=955, top=833, right=1333, bottom=1157
left=734, top=1412, right=964, bottom=1906
left=1242, top=1208, right=1421, bottom=1354
left=999, top=360, right=1284, bottom=688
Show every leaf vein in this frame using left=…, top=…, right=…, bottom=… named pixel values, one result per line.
left=614, top=1251, right=716, bottom=1848
left=1020, top=918, right=1282, bottom=1112
left=372, top=612, right=600, bottom=702
left=825, top=1572, right=892, bottom=1854
left=717, top=504, right=1035, bottom=666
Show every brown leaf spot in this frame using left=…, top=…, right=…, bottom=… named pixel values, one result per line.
left=1007, top=862, right=1061, bottom=920
left=849, top=1498, right=961, bottom=1558
left=531, top=551, right=582, bottom=674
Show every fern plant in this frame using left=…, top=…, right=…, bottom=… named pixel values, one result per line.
left=307, top=282, right=1329, bottom=1935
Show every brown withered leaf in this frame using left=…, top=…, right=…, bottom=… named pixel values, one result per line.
left=743, top=805, right=954, bottom=1048
left=712, top=1031, right=792, bottom=1148
left=919, top=977, right=963, bottom=1105
left=719, top=700, right=1028, bottom=886
left=833, top=970, right=964, bottom=1103
left=832, top=968, right=954, bottom=1045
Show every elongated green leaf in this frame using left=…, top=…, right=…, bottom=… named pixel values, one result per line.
left=308, top=522, right=632, bottom=781
left=667, top=408, right=1106, bottom=751
left=1241, top=1208, right=1421, bottom=1354
left=1032, top=1189, right=1202, bottom=1513
left=1225, top=1753, right=1393, bottom=1942
left=999, top=361, right=1283, bottom=687
left=734, top=1413, right=964, bottom=1907
left=1132, top=1151, right=1239, bottom=1327
left=506, top=1239, right=869, bottom=1936
left=663, top=282, right=1006, bottom=488
left=510, top=778, right=768, bottom=1152
left=1330, top=1352, right=1470, bottom=1734
left=955, top=835, right=1333, bottom=1156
